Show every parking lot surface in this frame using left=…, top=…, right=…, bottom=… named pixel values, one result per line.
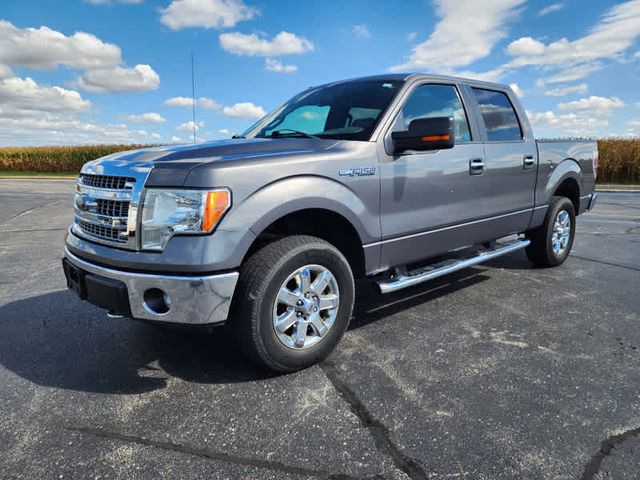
left=1, top=179, right=639, bottom=479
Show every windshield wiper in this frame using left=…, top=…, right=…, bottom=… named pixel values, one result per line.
left=270, top=129, right=320, bottom=139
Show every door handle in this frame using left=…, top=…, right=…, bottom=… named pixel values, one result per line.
left=523, top=155, right=535, bottom=170
left=469, top=158, right=484, bottom=175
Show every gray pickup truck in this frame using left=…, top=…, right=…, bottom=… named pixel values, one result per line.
left=63, top=74, right=598, bottom=372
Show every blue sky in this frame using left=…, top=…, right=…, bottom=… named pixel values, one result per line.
left=1, top=0, right=640, bottom=145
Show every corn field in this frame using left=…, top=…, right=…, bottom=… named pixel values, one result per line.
left=0, top=145, right=150, bottom=174
left=1, top=141, right=639, bottom=183
left=596, top=139, right=640, bottom=184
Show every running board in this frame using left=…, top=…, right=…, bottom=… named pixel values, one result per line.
left=376, top=239, right=530, bottom=294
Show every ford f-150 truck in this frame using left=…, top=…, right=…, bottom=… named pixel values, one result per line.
left=63, top=74, right=598, bottom=372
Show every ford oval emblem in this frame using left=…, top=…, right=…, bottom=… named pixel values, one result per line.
left=75, top=193, right=96, bottom=212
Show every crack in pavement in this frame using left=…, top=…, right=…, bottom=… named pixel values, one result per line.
left=570, top=255, right=640, bottom=272
left=64, top=425, right=383, bottom=479
left=0, top=227, right=68, bottom=233
left=580, top=426, right=640, bottom=479
left=320, top=360, right=429, bottom=480
left=0, top=201, right=65, bottom=226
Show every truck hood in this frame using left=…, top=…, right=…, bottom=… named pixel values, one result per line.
left=82, top=138, right=341, bottom=186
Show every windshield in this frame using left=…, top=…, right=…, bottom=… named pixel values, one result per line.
left=244, top=80, right=404, bottom=141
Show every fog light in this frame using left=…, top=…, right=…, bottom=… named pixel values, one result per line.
left=143, top=288, right=171, bottom=314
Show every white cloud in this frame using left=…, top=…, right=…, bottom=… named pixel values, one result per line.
left=506, top=1, right=640, bottom=68
left=198, top=97, right=221, bottom=110
left=538, top=3, right=564, bottom=16
left=353, top=24, right=371, bottom=39
left=558, top=96, right=624, bottom=114
left=176, top=120, right=204, bottom=131
left=170, top=135, right=183, bottom=143
left=160, top=0, right=258, bottom=30
left=0, top=20, right=121, bottom=70
left=0, top=20, right=161, bottom=96
left=527, top=95, right=625, bottom=137
left=456, top=68, right=506, bottom=83
left=220, top=31, right=314, bottom=56
left=83, top=0, right=144, bottom=4
left=265, top=58, right=297, bottom=73
left=527, top=110, right=607, bottom=136
left=78, top=64, right=159, bottom=93
left=164, top=96, right=221, bottom=109
left=0, top=75, right=165, bottom=145
left=405, top=32, right=417, bottom=42
left=165, top=96, right=194, bottom=107
left=506, top=36, right=546, bottom=56
left=509, top=83, right=524, bottom=98
left=544, top=83, right=588, bottom=97
left=0, top=116, right=161, bottom=145
left=123, top=112, right=166, bottom=123
left=222, top=102, right=266, bottom=119
left=390, top=0, right=525, bottom=72
left=544, top=63, right=602, bottom=84
left=0, top=76, right=91, bottom=119
left=219, top=128, right=230, bottom=135
left=628, top=119, right=640, bottom=127
left=529, top=95, right=625, bottom=137
left=468, top=1, right=640, bottom=84
left=0, top=64, right=13, bottom=79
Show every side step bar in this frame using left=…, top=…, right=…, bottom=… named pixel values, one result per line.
left=376, top=238, right=530, bottom=294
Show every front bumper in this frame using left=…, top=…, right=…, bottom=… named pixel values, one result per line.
left=63, top=248, right=239, bottom=325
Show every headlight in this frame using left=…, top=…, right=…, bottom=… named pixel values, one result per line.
left=140, top=188, right=231, bottom=251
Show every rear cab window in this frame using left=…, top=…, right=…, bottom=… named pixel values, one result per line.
left=471, top=88, right=523, bottom=142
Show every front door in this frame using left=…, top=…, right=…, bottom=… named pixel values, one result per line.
left=378, top=83, right=491, bottom=269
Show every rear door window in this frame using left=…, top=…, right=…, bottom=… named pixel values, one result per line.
left=471, top=88, right=522, bottom=142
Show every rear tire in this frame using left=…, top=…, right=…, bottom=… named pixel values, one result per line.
left=231, top=235, right=355, bottom=373
left=525, top=196, right=576, bottom=267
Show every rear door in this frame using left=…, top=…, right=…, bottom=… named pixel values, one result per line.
left=466, top=86, right=537, bottom=233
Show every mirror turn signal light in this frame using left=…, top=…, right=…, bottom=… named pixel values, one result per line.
left=421, top=134, right=451, bottom=142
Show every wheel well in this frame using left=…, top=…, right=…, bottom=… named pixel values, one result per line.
left=245, top=209, right=366, bottom=278
left=554, top=177, right=580, bottom=213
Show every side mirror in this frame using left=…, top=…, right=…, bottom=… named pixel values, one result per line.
left=391, top=117, right=455, bottom=154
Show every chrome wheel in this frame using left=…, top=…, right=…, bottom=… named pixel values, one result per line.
left=272, top=264, right=340, bottom=350
left=551, top=210, right=571, bottom=255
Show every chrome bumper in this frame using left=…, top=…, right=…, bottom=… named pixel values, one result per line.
left=587, top=193, right=598, bottom=211
left=64, top=247, right=239, bottom=325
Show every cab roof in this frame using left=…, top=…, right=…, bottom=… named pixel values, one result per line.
left=322, top=73, right=509, bottom=91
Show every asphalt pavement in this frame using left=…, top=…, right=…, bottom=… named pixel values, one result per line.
left=0, top=179, right=639, bottom=479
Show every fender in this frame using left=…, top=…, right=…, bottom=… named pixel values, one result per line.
left=539, top=158, right=581, bottom=206
left=221, top=174, right=379, bottom=245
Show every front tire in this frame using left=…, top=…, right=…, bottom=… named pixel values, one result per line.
left=525, top=196, right=576, bottom=267
left=231, top=235, right=355, bottom=373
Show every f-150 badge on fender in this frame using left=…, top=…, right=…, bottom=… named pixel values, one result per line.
left=339, top=167, right=376, bottom=177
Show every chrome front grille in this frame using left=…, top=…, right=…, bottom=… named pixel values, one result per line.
left=80, top=174, right=135, bottom=190
left=96, top=199, right=130, bottom=218
left=76, top=219, right=128, bottom=243
left=72, top=170, right=146, bottom=249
